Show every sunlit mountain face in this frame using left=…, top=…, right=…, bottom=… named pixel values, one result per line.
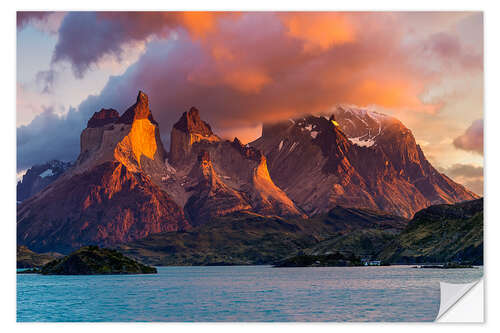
left=16, top=12, right=483, bottom=254
left=17, top=91, right=478, bottom=253
left=17, top=12, right=483, bottom=196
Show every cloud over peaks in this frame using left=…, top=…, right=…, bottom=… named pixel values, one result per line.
left=17, top=12, right=484, bottom=172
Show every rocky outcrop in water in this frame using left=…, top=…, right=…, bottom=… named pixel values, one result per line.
left=40, top=246, right=157, bottom=275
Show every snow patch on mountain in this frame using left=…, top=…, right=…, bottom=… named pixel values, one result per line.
left=349, top=137, right=375, bottom=148
left=39, top=169, right=54, bottom=178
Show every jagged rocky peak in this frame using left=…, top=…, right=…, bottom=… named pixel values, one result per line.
left=77, top=90, right=167, bottom=173
left=184, top=148, right=254, bottom=225
left=257, top=114, right=352, bottom=165
left=87, top=108, right=119, bottom=128
left=231, top=137, right=263, bottom=162
left=18, top=91, right=187, bottom=253
left=118, top=90, right=157, bottom=124
left=330, top=105, right=404, bottom=147
left=261, top=114, right=347, bottom=142
left=174, top=107, right=214, bottom=136
left=169, top=107, right=220, bottom=165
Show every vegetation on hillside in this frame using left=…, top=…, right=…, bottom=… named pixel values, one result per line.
left=17, top=245, right=63, bottom=268
left=379, top=199, right=483, bottom=264
left=40, top=246, right=157, bottom=275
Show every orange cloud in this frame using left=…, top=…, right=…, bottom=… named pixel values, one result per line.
left=222, top=68, right=271, bottom=94
left=180, top=12, right=219, bottom=37
left=281, top=13, right=356, bottom=52
left=348, top=79, right=438, bottom=112
left=211, top=45, right=234, bottom=61
left=216, top=124, right=262, bottom=144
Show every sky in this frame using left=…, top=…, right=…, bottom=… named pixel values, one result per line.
left=16, top=11, right=484, bottom=194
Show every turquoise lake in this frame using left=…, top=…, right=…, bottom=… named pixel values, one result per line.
left=17, top=265, right=483, bottom=322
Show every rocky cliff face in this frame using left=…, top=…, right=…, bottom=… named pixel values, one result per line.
left=165, top=111, right=305, bottom=224
left=251, top=107, right=478, bottom=218
left=169, top=107, right=220, bottom=166
left=76, top=91, right=168, bottom=177
left=17, top=92, right=189, bottom=253
left=183, top=150, right=253, bottom=224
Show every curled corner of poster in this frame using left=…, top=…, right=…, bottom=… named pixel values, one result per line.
left=435, top=278, right=484, bottom=323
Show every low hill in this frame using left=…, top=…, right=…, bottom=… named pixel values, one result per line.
left=303, top=229, right=400, bottom=258
left=17, top=246, right=63, bottom=268
left=40, top=246, right=157, bottom=275
left=117, top=208, right=406, bottom=266
left=274, top=252, right=363, bottom=267
left=379, top=198, right=483, bottom=264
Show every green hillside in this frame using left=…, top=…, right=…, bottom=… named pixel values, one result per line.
left=379, top=199, right=483, bottom=264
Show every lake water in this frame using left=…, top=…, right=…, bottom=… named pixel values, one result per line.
left=17, top=265, right=483, bottom=322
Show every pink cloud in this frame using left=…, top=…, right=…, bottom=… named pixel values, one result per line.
left=453, top=119, right=483, bottom=155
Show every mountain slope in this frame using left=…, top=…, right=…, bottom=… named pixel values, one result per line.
left=332, top=106, right=478, bottom=205
left=183, top=150, right=253, bottom=224
left=17, top=246, right=63, bottom=268
left=251, top=108, right=478, bottom=218
left=17, top=92, right=189, bottom=253
left=379, top=198, right=483, bottom=264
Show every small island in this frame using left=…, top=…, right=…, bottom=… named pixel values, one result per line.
left=21, top=246, right=157, bottom=275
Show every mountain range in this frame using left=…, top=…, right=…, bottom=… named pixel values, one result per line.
left=17, top=160, right=72, bottom=202
left=251, top=106, right=477, bottom=218
left=17, top=91, right=479, bottom=255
